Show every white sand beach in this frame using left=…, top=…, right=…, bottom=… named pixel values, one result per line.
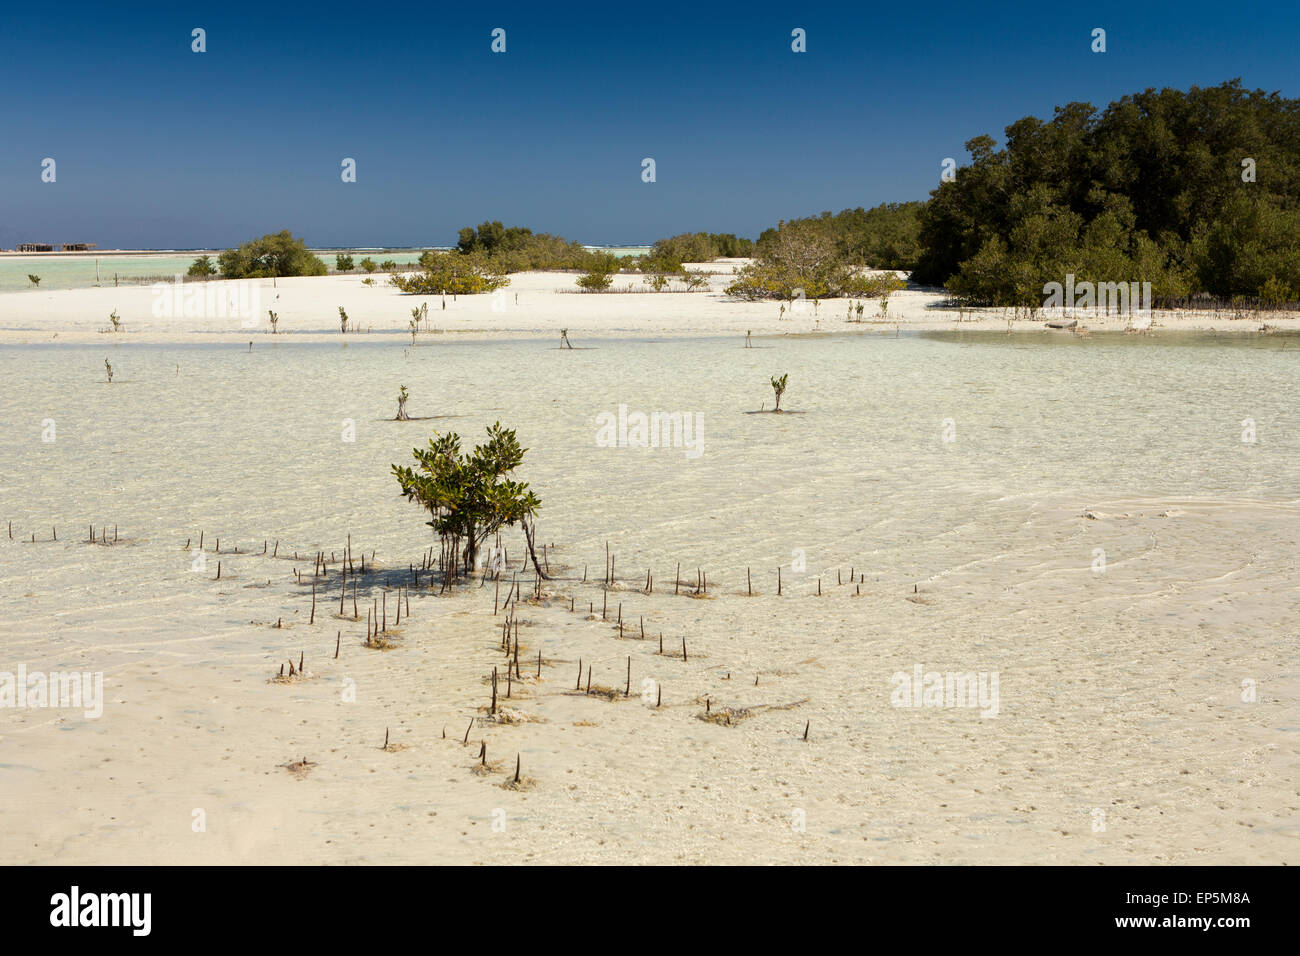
left=1, top=263, right=1298, bottom=347
left=0, top=270, right=1296, bottom=865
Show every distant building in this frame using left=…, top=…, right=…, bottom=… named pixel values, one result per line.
left=18, top=243, right=54, bottom=252
left=60, top=243, right=97, bottom=252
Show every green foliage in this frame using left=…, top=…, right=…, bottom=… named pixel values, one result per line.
left=842, top=272, right=906, bottom=298
left=109, top=309, right=121, bottom=332
left=104, top=359, right=113, bottom=383
left=912, top=80, right=1300, bottom=304
left=455, top=220, right=612, bottom=272
left=392, top=422, right=543, bottom=575
left=576, top=270, right=614, bottom=291
left=187, top=255, right=216, bottom=277
left=726, top=221, right=894, bottom=301
left=390, top=251, right=509, bottom=295
left=335, top=254, right=355, bottom=272
left=770, top=373, right=788, bottom=411
left=379, top=259, right=396, bottom=272
left=359, top=257, right=378, bottom=273
left=268, top=309, right=279, bottom=333
left=755, top=204, right=922, bottom=271
left=27, top=274, right=40, bottom=287
left=338, top=306, right=348, bottom=333
left=646, top=232, right=754, bottom=265
left=576, top=253, right=622, bottom=292
left=217, top=231, right=327, bottom=279
left=396, top=385, right=410, bottom=420
left=682, top=271, right=709, bottom=292
left=1257, top=275, right=1295, bottom=307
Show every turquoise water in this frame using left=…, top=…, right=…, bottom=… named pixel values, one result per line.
left=0, top=246, right=651, bottom=293
left=0, top=251, right=430, bottom=293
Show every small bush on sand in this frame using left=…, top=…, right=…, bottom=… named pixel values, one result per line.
left=770, top=373, right=788, bottom=412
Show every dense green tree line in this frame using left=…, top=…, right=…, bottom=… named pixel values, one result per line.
left=754, top=203, right=923, bottom=272
left=454, top=221, right=610, bottom=271
left=912, top=80, right=1300, bottom=305
left=644, top=232, right=753, bottom=265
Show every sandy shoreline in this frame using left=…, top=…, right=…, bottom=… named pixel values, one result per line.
left=1, top=266, right=1297, bottom=346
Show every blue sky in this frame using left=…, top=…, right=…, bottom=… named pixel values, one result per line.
left=1, top=0, right=1296, bottom=248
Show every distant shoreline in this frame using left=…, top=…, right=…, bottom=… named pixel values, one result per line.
left=0, top=245, right=651, bottom=259
left=1, top=269, right=1295, bottom=344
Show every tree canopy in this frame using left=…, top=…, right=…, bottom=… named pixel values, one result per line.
left=725, top=220, right=904, bottom=301
left=217, top=230, right=327, bottom=279
left=755, top=204, right=922, bottom=272
left=911, top=80, right=1300, bottom=305
left=392, top=423, right=544, bottom=578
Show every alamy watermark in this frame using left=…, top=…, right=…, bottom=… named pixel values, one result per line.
left=49, top=886, right=150, bottom=936
left=151, top=274, right=262, bottom=327
left=1042, top=273, right=1151, bottom=325
left=890, top=664, right=999, bottom=718
left=595, top=404, right=703, bottom=459
left=1, top=664, right=104, bottom=718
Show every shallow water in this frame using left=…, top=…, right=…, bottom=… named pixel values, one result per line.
left=0, top=252, right=432, bottom=293
left=0, top=246, right=651, bottom=293
left=1, top=332, right=1296, bottom=864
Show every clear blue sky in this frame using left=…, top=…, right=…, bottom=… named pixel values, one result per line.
left=1, top=0, right=1296, bottom=249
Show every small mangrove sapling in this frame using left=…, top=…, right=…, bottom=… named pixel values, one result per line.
left=104, top=359, right=113, bottom=383
left=268, top=309, right=278, bottom=333
left=28, top=274, right=40, bottom=288
left=395, top=385, right=410, bottom=421
left=770, top=373, right=788, bottom=412
left=338, top=306, right=349, bottom=334
left=392, top=422, right=547, bottom=579
left=109, top=310, right=122, bottom=332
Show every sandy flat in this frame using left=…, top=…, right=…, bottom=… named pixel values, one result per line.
left=0, top=275, right=1296, bottom=865
left=0, top=264, right=1296, bottom=347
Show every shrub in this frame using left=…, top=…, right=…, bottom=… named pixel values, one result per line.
left=391, top=251, right=509, bottom=295
left=392, top=422, right=545, bottom=578
left=217, top=231, right=327, bottom=279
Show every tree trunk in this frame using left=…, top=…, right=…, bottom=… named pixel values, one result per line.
left=462, top=524, right=479, bottom=577
left=522, top=519, right=549, bottom=579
